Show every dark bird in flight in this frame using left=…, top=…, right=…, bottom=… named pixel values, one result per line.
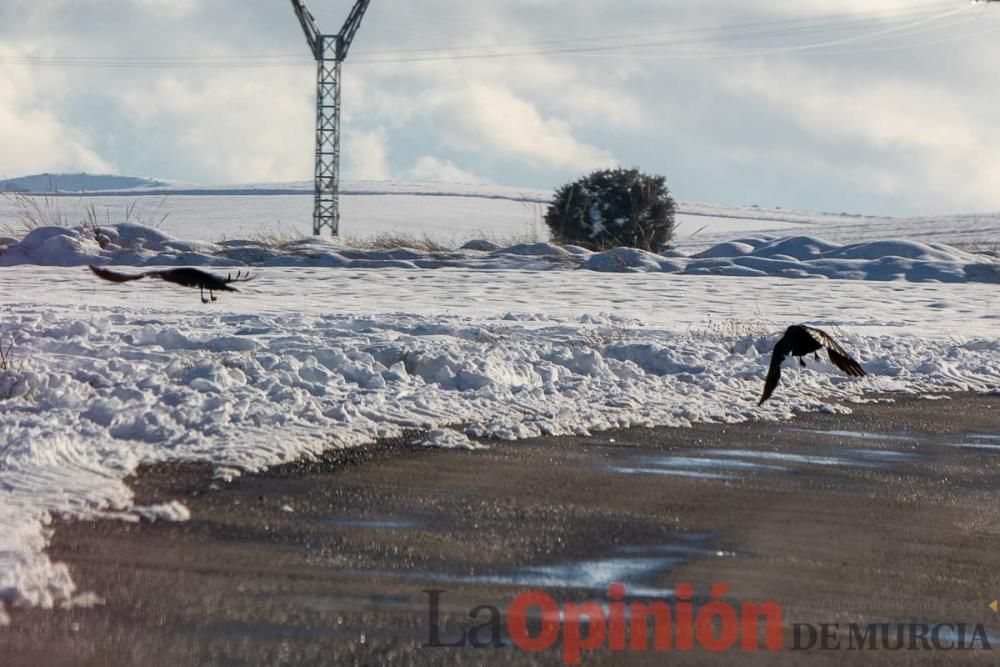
left=89, top=265, right=255, bottom=303
left=759, top=325, right=867, bottom=405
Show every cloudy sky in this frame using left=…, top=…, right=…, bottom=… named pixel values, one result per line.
left=1, top=0, right=998, bottom=215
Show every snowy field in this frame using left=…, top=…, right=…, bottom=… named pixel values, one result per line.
left=0, top=176, right=999, bottom=623
left=4, top=177, right=1000, bottom=251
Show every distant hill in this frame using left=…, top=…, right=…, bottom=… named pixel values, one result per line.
left=0, top=172, right=552, bottom=202
left=0, top=173, right=164, bottom=193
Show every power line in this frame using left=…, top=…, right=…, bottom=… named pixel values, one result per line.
left=351, top=5, right=978, bottom=65
left=351, top=2, right=962, bottom=56
left=0, top=2, right=986, bottom=69
left=579, top=11, right=991, bottom=61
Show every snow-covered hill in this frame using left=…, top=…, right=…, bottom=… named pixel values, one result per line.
left=3, top=172, right=999, bottom=251
left=0, top=173, right=165, bottom=193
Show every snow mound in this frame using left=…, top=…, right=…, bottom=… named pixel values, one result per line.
left=0, top=173, right=164, bottom=193
left=490, top=242, right=574, bottom=258
left=417, top=429, right=487, bottom=450
left=460, top=239, right=502, bottom=252
left=691, top=241, right=757, bottom=259
left=684, top=237, right=998, bottom=283
left=0, top=225, right=997, bottom=284
left=745, top=236, right=843, bottom=259
left=582, top=247, right=668, bottom=272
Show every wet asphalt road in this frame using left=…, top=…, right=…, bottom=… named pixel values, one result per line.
left=2, top=392, right=999, bottom=666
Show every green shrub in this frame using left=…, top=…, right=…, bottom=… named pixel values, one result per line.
left=544, top=168, right=676, bottom=251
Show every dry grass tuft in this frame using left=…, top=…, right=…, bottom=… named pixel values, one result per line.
left=0, top=324, right=30, bottom=401
left=1, top=191, right=169, bottom=242
left=953, top=241, right=1000, bottom=259
left=0, top=326, right=19, bottom=374
left=683, top=315, right=775, bottom=353
left=343, top=232, right=458, bottom=253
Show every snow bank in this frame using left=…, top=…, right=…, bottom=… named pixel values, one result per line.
left=2, top=225, right=997, bottom=284
left=683, top=236, right=997, bottom=282
left=0, top=286, right=998, bottom=621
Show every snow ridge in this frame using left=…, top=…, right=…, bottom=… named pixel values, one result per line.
left=1, top=225, right=997, bottom=284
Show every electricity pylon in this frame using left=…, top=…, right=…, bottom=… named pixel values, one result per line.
left=291, top=0, right=371, bottom=236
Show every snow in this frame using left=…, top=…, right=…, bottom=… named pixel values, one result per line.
left=0, top=175, right=999, bottom=623
left=418, top=429, right=488, bottom=450
left=682, top=236, right=998, bottom=283
left=0, top=179, right=550, bottom=245
left=4, top=176, right=999, bottom=252
left=0, top=173, right=165, bottom=193
left=1, top=225, right=996, bottom=284
left=1, top=266, right=998, bottom=621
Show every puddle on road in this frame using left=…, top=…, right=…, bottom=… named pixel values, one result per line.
left=602, top=426, right=926, bottom=483
left=963, top=433, right=1000, bottom=449
left=478, top=555, right=677, bottom=598
left=609, top=467, right=737, bottom=481
left=436, top=537, right=733, bottom=598
left=951, top=443, right=1000, bottom=452
left=788, top=428, right=920, bottom=444
left=704, top=450, right=869, bottom=467
left=370, top=534, right=735, bottom=599
left=610, top=455, right=788, bottom=480
left=794, top=428, right=1000, bottom=456
left=618, top=539, right=738, bottom=559
left=606, top=444, right=917, bottom=482
left=925, top=624, right=1000, bottom=649
left=639, top=455, right=790, bottom=472
left=844, top=448, right=916, bottom=462
left=317, top=516, right=422, bottom=530
left=945, top=434, right=1000, bottom=452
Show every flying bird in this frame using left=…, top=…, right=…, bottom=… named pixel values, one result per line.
left=759, top=324, right=866, bottom=405
left=89, top=265, right=255, bottom=303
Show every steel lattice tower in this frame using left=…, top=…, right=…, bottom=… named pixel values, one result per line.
left=291, top=0, right=371, bottom=236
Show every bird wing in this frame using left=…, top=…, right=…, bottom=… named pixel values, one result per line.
left=827, top=347, right=866, bottom=377
left=759, top=334, right=792, bottom=405
left=804, top=326, right=867, bottom=378
left=88, top=265, right=152, bottom=283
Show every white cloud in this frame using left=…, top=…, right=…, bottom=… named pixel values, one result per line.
left=0, top=47, right=112, bottom=176
left=133, top=0, right=198, bottom=19
left=427, top=83, right=616, bottom=171
left=407, top=156, right=487, bottom=184
left=0, top=103, right=113, bottom=177
left=116, top=70, right=314, bottom=183
left=725, top=60, right=1000, bottom=210
left=344, top=128, right=392, bottom=180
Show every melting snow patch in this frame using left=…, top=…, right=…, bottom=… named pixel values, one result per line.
left=417, top=428, right=488, bottom=451
left=131, top=501, right=192, bottom=522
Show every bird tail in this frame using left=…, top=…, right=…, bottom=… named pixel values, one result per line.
left=828, top=348, right=866, bottom=377
left=88, top=265, right=149, bottom=284
left=226, top=270, right=256, bottom=284
left=758, top=364, right=782, bottom=405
